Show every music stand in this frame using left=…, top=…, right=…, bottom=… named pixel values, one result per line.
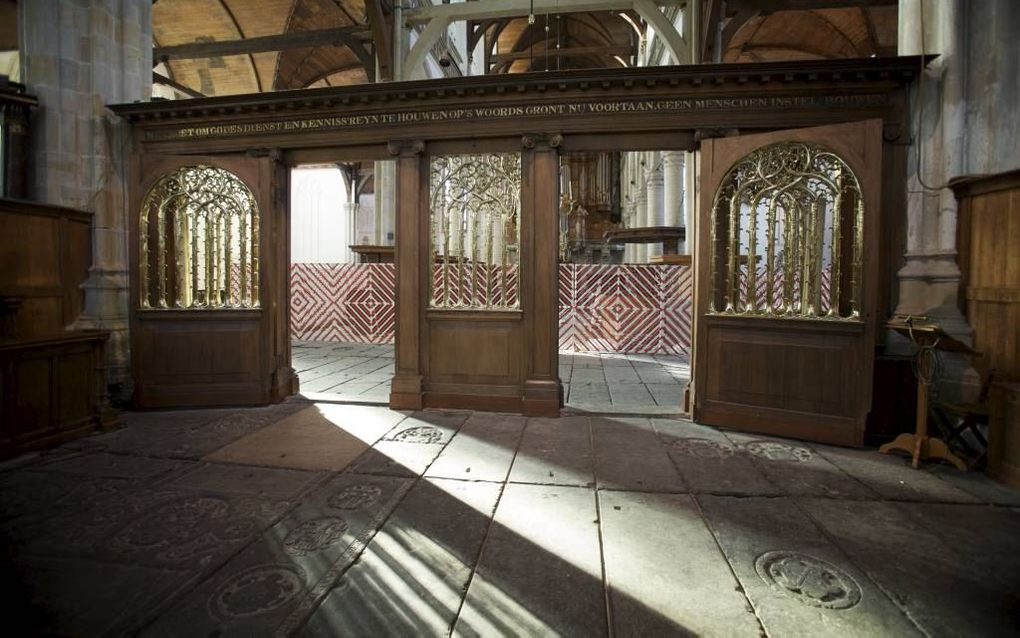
left=880, top=316, right=977, bottom=470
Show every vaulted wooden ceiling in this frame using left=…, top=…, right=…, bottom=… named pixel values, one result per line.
left=148, top=0, right=898, bottom=98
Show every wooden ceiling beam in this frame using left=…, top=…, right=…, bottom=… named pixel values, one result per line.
left=152, top=71, right=206, bottom=98
left=365, top=0, right=392, bottom=80
left=404, top=0, right=684, bottom=24
left=153, top=26, right=372, bottom=61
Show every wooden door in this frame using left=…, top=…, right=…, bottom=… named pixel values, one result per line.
left=692, top=120, right=882, bottom=446
left=130, top=154, right=295, bottom=408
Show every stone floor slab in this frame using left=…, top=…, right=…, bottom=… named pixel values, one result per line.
left=608, top=383, right=656, bottom=407
left=723, top=432, right=877, bottom=499
left=454, top=483, right=606, bottom=637
left=591, top=417, right=686, bottom=492
left=652, top=420, right=778, bottom=496
left=161, top=462, right=322, bottom=498
left=508, top=416, right=594, bottom=486
left=350, top=441, right=447, bottom=477
left=569, top=382, right=612, bottom=403
left=302, top=478, right=501, bottom=636
left=5, top=555, right=192, bottom=637
left=203, top=405, right=377, bottom=472
left=599, top=490, right=761, bottom=637
left=32, top=451, right=184, bottom=481
left=802, top=498, right=1020, bottom=637
left=697, top=495, right=922, bottom=637
left=143, top=473, right=411, bottom=637
left=426, top=414, right=526, bottom=482
left=813, top=444, right=979, bottom=502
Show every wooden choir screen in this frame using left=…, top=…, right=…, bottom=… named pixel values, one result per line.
left=694, top=121, right=882, bottom=446
left=130, top=154, right=293, bottom=408
left=389, top=136, right=560, bottom=416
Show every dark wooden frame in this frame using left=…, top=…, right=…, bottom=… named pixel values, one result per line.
left=111, top=58, right=917, bottom=415
left=129, top=153, right=295, bottom=408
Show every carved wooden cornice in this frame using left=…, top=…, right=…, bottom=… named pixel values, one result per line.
left=110, top=57, right=929, bottom=124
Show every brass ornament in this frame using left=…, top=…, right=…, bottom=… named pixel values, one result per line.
left=428, top=153, right=522, bottom=311
left=138, top=165, right=260, bottom=310
left=709, top=142, right=864, bottom=321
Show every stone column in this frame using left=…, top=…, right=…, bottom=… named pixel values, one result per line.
left=623, top=204, right=636, bottom=263
left=893, top=0, right=1020, bottom=398
left=893, top=0, right=972, bottom=397
left=342, top=201, right=359, bottom=264
left=634, top=186, right=649, bottom=263
left=374, top=160, right=397, bottom=245
left=662, top=151, right=683, bottom=227
left=683, top=151, right=696, bottom=254
left=19, top=0, right=152, bottom=397
left=645, top=152, right=664, bottom=260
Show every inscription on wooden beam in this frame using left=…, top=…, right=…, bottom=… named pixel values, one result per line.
left=145, top=93, right=889, bottom=140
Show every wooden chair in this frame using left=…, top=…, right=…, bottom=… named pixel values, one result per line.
left=930, top=369, right=996, bottom=468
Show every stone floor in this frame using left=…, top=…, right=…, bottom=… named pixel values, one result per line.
left=3, top=401, right=1020, bottom=636
left=293, top=341, right=688, bottom=414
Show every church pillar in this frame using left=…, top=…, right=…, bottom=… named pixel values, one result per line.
left=634, top=182, right=648, bottom=263
left=19, top=0, right=152, bottom=397
left=894, top=1, right=969, bottom=382
left=662, top=151, right=683, bottom=228
left=645, top=151, right=663, bottom=260
left=374, top=160, right=397, bottom=245
left=342, top=201, right=359, bottom=264
left=892, top=0, right=1020, bottom=399
left=683, top=151, right=696, bottom=254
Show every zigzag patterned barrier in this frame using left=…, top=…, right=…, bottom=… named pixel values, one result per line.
left=290, top=263, right=694, bottom=354
left=291, top=263, right=396, bottom=344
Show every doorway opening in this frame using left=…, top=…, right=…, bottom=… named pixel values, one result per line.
left=288, top=161, right=396, bottom=402
left=557, top=149, right=695, bottom=415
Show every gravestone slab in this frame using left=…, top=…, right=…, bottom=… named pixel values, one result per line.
left=508, top=417, right=595, bottom=487
left=600, top=490, right=761, bottom=636
left=303, top=478, right=501, bottom=636
left=454, top=484, right=606, bottom=637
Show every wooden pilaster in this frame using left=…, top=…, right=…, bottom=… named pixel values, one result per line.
left=521, top=133, right=562, bottom=417
left=388, top=139, right=427, bottom=409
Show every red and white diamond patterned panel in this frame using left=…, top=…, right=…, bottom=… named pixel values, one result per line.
left=558, top=264, right=693, bottom=355
left=291, top=263, right=395, bottom=343
left=291, top=263, right=694, bottom=354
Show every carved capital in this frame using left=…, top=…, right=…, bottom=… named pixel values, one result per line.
left=387, top=139, right=425, bottom=157
left=521, top=133, right=563, bottom=151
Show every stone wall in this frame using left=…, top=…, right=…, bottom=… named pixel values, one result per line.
left=19, top=0, right=152, bottom=397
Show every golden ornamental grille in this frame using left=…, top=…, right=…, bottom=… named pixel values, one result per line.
left=429, top=153, right=522, bottom=310
left=709, top=141, right=864, bottom=320
left=139, top=165, right=260, bottom=309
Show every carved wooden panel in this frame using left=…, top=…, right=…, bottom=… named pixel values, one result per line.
left=0, top=199, right=92, bottom=338
left=0, top=331, right=111, bottom=459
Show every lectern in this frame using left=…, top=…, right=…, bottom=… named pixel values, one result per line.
left=880, top=317, right=976, bottom=470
